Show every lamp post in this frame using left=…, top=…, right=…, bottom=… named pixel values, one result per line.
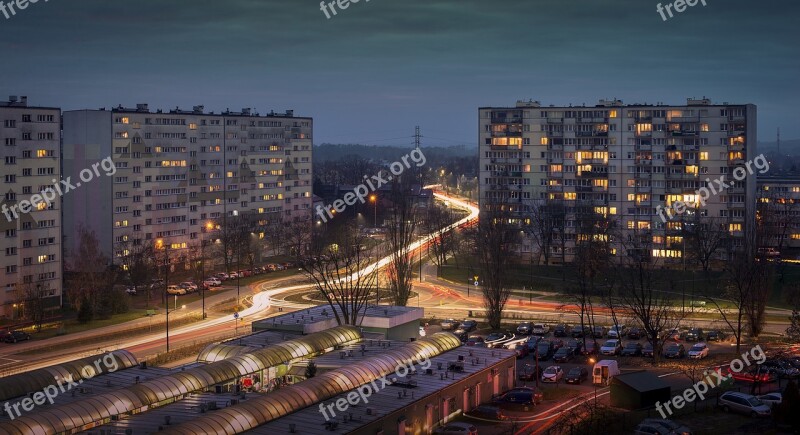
left=157, top=239, right=172, bottom=352
left=201, top=222, right=215, bottom=320
left=369, top=194, right=377, bottom=227
left=165, top=303, right=186, bottom=353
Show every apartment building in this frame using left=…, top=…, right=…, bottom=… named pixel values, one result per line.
left=479, top=98, right=757, bottom=264
left=757, top=174, right=800, bottom=251
left=0, top=96, right=63, bottom=318
left=62, top=105, right=313, bottom=268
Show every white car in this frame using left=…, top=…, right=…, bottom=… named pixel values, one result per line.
left=600, top=339, right=622, bottom=356
left=541, top=365, right=564, bottom=383
left=687, top=343, right=709, bottom=359
left=607, top=325, right=627, bottom=339
left=214, top=273, right=229, bottom=281
left=757, top=392, right=782, bottom=407
left=204, top=277, right=222, bottom=287
left=532, top=323, right=549, bottom=335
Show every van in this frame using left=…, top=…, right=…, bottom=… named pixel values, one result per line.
left=592, top=360, right=620, bottom=386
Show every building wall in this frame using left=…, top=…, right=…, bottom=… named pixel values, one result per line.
left=757, top=176, right=800, bottom=250
left=352, top=355, right=517, bottom=435
left=0, top=99, right=63, bottom=317
left=479, top=99, right=757, bottom=264
left=62, top=106, right=313, bottom=267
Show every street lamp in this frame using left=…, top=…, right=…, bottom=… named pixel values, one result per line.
left=369, top=194, right=377, bottom=227
left=201, top=221, right=215, bottom=319
left=156, top=239, right=174, bottom=352
left=165, top=302, right=186, bottom=353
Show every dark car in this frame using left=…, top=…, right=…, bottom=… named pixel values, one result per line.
left=552, top=347, right=574, bottom=363
left=685, top=328, right=705, bottom=342
left=627, top=327, right=642, bottom=340
left=525, top=335, right=542, bottom=351
left=466, top=336, right=485, bottom=347
left=514, top=344, right=529, bottom=359
left=571, top=325, right=591, bottom=338
left=440, top=319, right=460, bottom=331
left=550, top=338, right=565, bottom=350
left=553, top=324, right=570, bottom=337
left=467, top=405, right=507, bottom=421
left=621, top=342, right=643, bottom=356
left=663, top=343, right=686, bottom=359
left=460, top=320, right=478, bottom=332
left=761, top=360, right=800, bottom=379
left=706, top=330, right=726, bottom=342
left=536, top=340, right=553, bottom=360
left=565, top=367, right=589, bottom=385
left=582, top=341, right=599, bottom=356
left=517, top=322, right=533, bottom=335
left=519, top=364, right=544, bottom=381
left=453, top=328, right=469, bottom=342
left=565, top=339, right=583, bottom=354
left=593, top=325, right=607, bottom=338
left=642, top=342, right=655, bottom=358
left=2, top=330, right=31, bottom=343
left=492, top=387, right=543, bottom=411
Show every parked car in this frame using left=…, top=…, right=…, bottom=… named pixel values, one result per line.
left=550, top=338, right=564, bottom=350
left=565, top=339, right=583, bottom=354
left=621, top=342, right=643, bottom=356
left=433, top=422, right=478, bottom=435
left=167, top=285, right=186, bottom=295
left=453, top=328, right=469, bottom=342
left=214, top=273, right=229, bottom=281
left=705, top=330, right=726, bottom=342
left=532, top=323, right=549, bottom=335
left=642, top=342, right=655, bottom=358
left=150, top=278, right=165, bottom=289
left=687, top=343, right=709, bottom=359
left=663, top=343, right=686, bottom=359
left=607, top=325, right=627, bottom=339
left=518, top=364, right=544, bottom=381
left=541, top=365, right=564, bottom=383
left=485, top=332, right=509, bottom=345
left=635, top=418, right=692, bottom=435
left=553, top=324, right=569, bottom=337
left=179, top=282, right=198, bottom=292
left=565, top=367, right=589, bottom=385
left=440, top=319, right=459, bottom=330
left=571, top=325, right=591, bottom=338
left=204, top=277, right=222, bottom=287
left=525, top=335, right=542, bottom=351
left=467, top=405, right=507, bottom=421
left=719, top=391, right=771, bottom=417
left=125, top=286, right=137, bottom=295
left=665, top=329, right=685, bottom=342
left=756, top=392, right=782, bottom=407
left=685, top=328, right=705, bottom=342
left=516, top=322, right=533, bottom=335
left=2, top=330, right=31, bottom=343
left=627, top=327, right=643, bottom=340
left=492, top=387, right=542, bottom=411
left=600, top=339, right=623, bottom=356
left=552, top=347, right=574, bottom=363
left=535, top=340, right=553, bottom=360
left=760, top=360, right=800, bottom=379
left=460, top=320, right=478, bottom=332
left=514, top=344, right=529, bottom=359
left=466, top=336, right=485, bottom=347
left=592, top=325, right=607, bottom=338
left=582, top=341, right=599, bottom=356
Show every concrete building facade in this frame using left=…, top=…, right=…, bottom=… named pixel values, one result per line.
left=0, top=96, right=63, bottom=318
left=62, top=105, right=313, bottom=268
left=479, top=98, right=757, bottom=264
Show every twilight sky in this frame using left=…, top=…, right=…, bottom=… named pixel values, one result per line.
left=1, top=0, right=798, bottom=146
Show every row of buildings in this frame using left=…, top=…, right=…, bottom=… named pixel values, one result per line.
left=478, top=98, right=799, bottom=264
left=1, top=96, right=314, bottom=318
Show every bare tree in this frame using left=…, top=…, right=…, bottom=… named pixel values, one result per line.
left=423, top=204, right=461, bottom=272
left=301, top=224, right=376, bottom=326
left=385, top=174, right=418, bottom=306
left=474, top=205, right=520, bottom=329
left=615, top=230, right=684, bottom=363
left=15, top=272, right=50, bottom=332
left=525, top=199, right=564, bottom=266
left=69, top=225, right=115, bottom=319
left=682, top=214, right=729, bottom=272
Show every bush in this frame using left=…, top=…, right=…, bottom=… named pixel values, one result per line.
left=77, top=298, right=93, bottom=324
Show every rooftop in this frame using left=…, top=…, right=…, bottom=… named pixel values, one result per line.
left=253, top=304, right=423, bottom=335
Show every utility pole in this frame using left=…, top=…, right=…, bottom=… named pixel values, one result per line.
left=415, top=126, right=423, bottom=283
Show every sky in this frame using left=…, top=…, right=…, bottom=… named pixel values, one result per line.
left=1, top=0, right=798, bottom=146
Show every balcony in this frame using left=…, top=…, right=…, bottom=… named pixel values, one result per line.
left=492, top=117, right=522, bottom=124
left=635, top=159, right=652, bottom=166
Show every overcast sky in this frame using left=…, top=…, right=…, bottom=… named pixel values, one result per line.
left=1, top=0, right=798, bottom=145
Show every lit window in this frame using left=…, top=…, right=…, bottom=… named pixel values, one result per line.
left=699, top=152, right=709, bottom=160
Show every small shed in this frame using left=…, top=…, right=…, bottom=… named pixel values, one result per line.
left=610, top=370, right=671, bottom=409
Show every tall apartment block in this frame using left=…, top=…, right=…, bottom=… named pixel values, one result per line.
left=62, top=105, right=313, bottom=267
left=0, top=96, right=63, bottom=318
left=757, top=175, right=800, bottom=250
left=479, top=98, right=757, bottom=264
